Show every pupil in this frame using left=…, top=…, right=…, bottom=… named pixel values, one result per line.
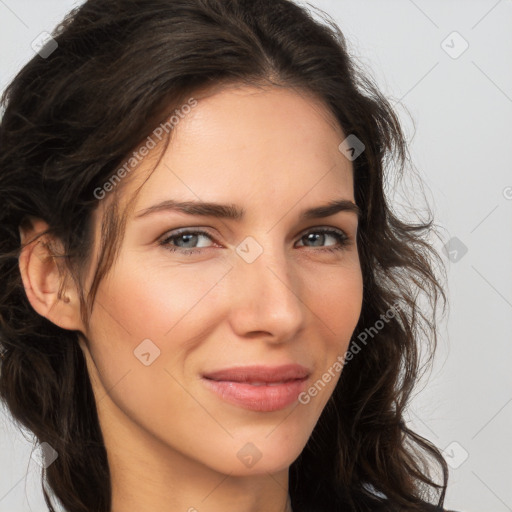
left=306, top=233, right=322, bottom=246
left=181, top=234, right=197, bottom=247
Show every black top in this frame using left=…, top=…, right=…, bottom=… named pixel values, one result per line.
left=372, top=501, right=459, bottom=511
left=289, top=484, right=460, bottom=511
left=290, top=497, right=459, bottom=511
left=420, top=505, right=459, bottom=512
left=346, top=494, right=460, bottom=512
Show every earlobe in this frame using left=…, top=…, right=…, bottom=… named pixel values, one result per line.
left=18, top=217, right=83, bottom=332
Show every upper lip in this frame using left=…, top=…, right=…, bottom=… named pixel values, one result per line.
left=202, top=364, right=310, bottom=383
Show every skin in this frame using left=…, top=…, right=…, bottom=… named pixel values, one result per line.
left=19, top=84, right=363, bottom=512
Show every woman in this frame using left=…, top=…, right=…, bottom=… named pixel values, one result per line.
left=0, top=1, right=455, bottom=511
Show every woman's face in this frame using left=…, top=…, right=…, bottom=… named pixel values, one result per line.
left=79, top=84, right=363, bottom=477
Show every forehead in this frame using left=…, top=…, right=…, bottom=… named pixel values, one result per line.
left=119, top=84, right=354, bottom=217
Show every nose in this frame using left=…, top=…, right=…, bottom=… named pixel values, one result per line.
left=226, top=237, right=306, bottom=343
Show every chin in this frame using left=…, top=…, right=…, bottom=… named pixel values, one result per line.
left=196, top=422, right=311, bottom=476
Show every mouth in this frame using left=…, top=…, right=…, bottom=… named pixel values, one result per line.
left=201, top=364, right=310, bottom=412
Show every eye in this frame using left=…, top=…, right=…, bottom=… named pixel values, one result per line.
left=296, top=228, right=350, bottom=253
left=159, top=229, right=215, bottom=255
left=159, top=227, right=351, bottom=255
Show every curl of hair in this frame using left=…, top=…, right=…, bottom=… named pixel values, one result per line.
left=0, top=1, right=447, bottom=511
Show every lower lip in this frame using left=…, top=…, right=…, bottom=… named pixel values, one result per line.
left=202, top=378, right=308, bottom=412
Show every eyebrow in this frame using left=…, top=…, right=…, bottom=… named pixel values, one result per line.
left=134, top=198, right=361, bottom=221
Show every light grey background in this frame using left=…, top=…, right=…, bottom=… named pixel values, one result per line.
left=1, top=1, right=511, bottom=511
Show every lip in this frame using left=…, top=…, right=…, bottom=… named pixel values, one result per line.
left=201, top=364, right=310, bottom=412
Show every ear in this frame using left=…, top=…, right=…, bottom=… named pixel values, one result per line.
left=18, top=216, right=85, bottom=332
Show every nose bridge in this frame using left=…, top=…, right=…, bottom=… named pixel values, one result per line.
left=229, top=233, right=305, bottom=337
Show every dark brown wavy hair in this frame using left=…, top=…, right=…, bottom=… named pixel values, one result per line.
left=0, top=0, right=448, bottom=511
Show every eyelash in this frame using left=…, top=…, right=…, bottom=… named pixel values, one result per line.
left=159, top=227, right=351, bottom=255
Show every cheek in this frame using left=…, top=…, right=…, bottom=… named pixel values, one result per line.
left=94, top=255, right=230, bottom=340
left=82, top=262, right=231, bottom=440
left=302, top=261, right=363, bottom=394
left=84, top=257, right=230, bottom=386
left=305, top=260, right=363, bottom=339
